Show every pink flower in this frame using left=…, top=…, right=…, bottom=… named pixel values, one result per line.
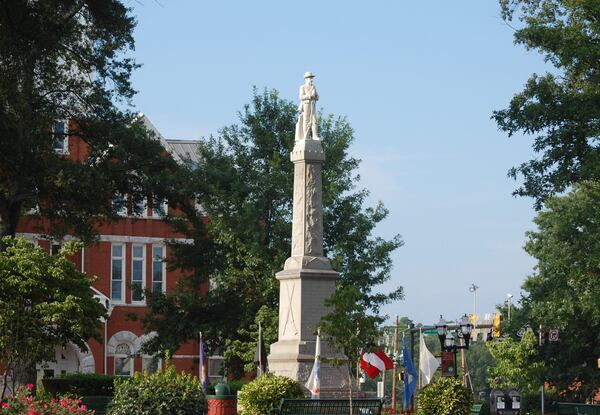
left=1, top=402, right=10, bottom=408
left=26, top=383, right=34, bottom=390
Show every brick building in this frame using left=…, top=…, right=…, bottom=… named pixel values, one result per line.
left=15, top=116, right=222, bottom=381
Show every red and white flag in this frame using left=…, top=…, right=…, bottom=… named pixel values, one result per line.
left=360, top=350, right=394, bottom=379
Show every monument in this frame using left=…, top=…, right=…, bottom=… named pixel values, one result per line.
left=268, top=72, right=350, bottom=395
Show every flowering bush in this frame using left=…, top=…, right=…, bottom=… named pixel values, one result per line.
left=0, top=384, right=93, bottom=415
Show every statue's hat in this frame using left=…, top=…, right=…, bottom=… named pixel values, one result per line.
left=304, top=71, right=315, bottom=79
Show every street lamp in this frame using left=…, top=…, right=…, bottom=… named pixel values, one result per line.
left=436, top=314, right=473, bottom=378
left=507, top=293, right=514, bottom=321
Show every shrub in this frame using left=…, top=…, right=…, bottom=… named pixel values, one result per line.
left=238, top=373, right=304, bottom=415
left=0, top=384, right=94, bottom=414
left=107, top=363, right=207, bottom=415
left=42, top=373, right=116, bottom=396
left=418, top=377, right=474, bottom=415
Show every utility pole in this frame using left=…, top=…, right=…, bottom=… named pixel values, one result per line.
left=539, top=323, right=545, bottom=415
left=391, top=316, right=399, bottom=415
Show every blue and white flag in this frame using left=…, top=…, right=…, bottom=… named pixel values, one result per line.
left=305, top=330, right=321, bottom=399
left=403, top=337, right=417, bottom=411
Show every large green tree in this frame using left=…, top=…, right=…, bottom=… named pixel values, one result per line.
left=494, top=0, right=600, bottom=208
left=512, top=181, right=600, bottom=400
left=140, top=89, right=403, bottom=376
left=0, top=237, right=106, bottom=399
left=0, top=0, right=178, bottom=245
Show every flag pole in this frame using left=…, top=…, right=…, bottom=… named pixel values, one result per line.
left=391, top=315, right=398, bottom=415
left=418, top=328, right=422, bottom=390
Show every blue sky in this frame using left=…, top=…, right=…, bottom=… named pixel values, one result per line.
left=128, top=1, right=548, bottom=325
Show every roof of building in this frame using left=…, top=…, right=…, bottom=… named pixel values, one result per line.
left=164, top=139, right=202, bottom=166
left=138, top=113, right=201, bottom=166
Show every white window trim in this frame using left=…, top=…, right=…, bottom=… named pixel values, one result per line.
left=131, top=244, right=146, bottom=305
left=111, top=243, right=126, bottom=304
left=151, top=245, right=166, bottom=294
left=52, top=119, right=69, bottom=154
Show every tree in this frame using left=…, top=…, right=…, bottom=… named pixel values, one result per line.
left=465, top=341, right=496, bottom=396
left=487, top=329, right=545, bottom=393
left=509, top=181, right=600, bottom=400
left=140, top=89, right=403, bottom=375
left=0, top=0, right=179, bottom=246
left=0, top=237, right=106, bottom=399
left=494, top=0, right=600, bottom=208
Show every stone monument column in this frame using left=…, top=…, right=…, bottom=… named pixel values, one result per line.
left=268, top=72, right=349, bottom=395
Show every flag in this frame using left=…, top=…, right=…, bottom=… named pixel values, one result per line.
left=199, top=332, right=210, bottom=393
left=360, top=350, right=394, bottom=380
left=254, top=322, right=268, bottom=376
left=419, top=331, right=439, bottom=387
left=305, top=330, right=321, bottom=399
left=402, top=337, right=417, bottom=411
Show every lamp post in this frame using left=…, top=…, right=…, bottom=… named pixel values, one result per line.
left=507, top=293, right=513, bottom=321
left=469, top=284, right=478, bottom=327
left=436, top=315, right=473, bottom=381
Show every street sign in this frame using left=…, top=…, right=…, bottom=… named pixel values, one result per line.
left=549, top=329, right=559, bottom=342
left=423, top=329, right=437, bottom=335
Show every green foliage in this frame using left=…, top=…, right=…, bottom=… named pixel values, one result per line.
left=0, top=237, right=106, bottom=398
left=237, top=373, right=304, bottom=415
left=465, top=342, right=496, bottom=396
left=494, top=0, right=600, bottom=207
left=320, top=285, right=382, bottom=372
left=42, top=373, right=116, bottom=397
left=487, top=330, right=544, bottom=393
left=418, top=376, right=474, bottom=415
left=500, top=181, right=600, bottom=400
left=107, top=362, right=207, bottom=415
left=0, top=0, right=180, bottom=244
left=140, top=89, right=403, bottom=373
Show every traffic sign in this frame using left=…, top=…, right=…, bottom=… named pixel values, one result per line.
left=549, top=329, right=559, bottom=342
left=423, top=329, right=437, bottom=335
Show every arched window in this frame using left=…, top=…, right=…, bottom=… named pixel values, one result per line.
left=114, top=343, right=133, bottom=377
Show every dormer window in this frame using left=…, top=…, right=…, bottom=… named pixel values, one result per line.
left=52, top=120, right=69, bottom=154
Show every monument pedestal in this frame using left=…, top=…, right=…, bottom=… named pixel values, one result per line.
left=268, top=136, right=354, bottom=396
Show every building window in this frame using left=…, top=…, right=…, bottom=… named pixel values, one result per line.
left=131, top=245, right=145, bottom=303
left=50, top=242, right=61, bottom=256
left=151, top=197, right=168, bottom=218
left=114, top=343, right=133, bottom=377
left=208, top=356, right=224, bottom=379
left=52, top=120, right=69, bottom=154
left=111, top=244, right=125, bottom=302
left=132, top=197, right=147, bottom=217
left=112, top=193, right=128, bottom=216
left=142, top=356, right=161, bottom=373
left=152, top=245, right=165, bottom=293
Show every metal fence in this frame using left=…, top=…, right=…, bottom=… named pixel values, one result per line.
left=278, top=399, right=383, bottom=415
left=558, top=403, right=600, bottom=415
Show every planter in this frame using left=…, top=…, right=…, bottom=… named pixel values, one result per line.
left=206, top=395, right=237, bottom=415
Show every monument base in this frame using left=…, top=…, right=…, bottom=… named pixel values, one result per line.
left=268, top=338, right=361, bottom=398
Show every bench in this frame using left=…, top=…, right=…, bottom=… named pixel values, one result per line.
left=275, top=399, right=383, bottom=415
